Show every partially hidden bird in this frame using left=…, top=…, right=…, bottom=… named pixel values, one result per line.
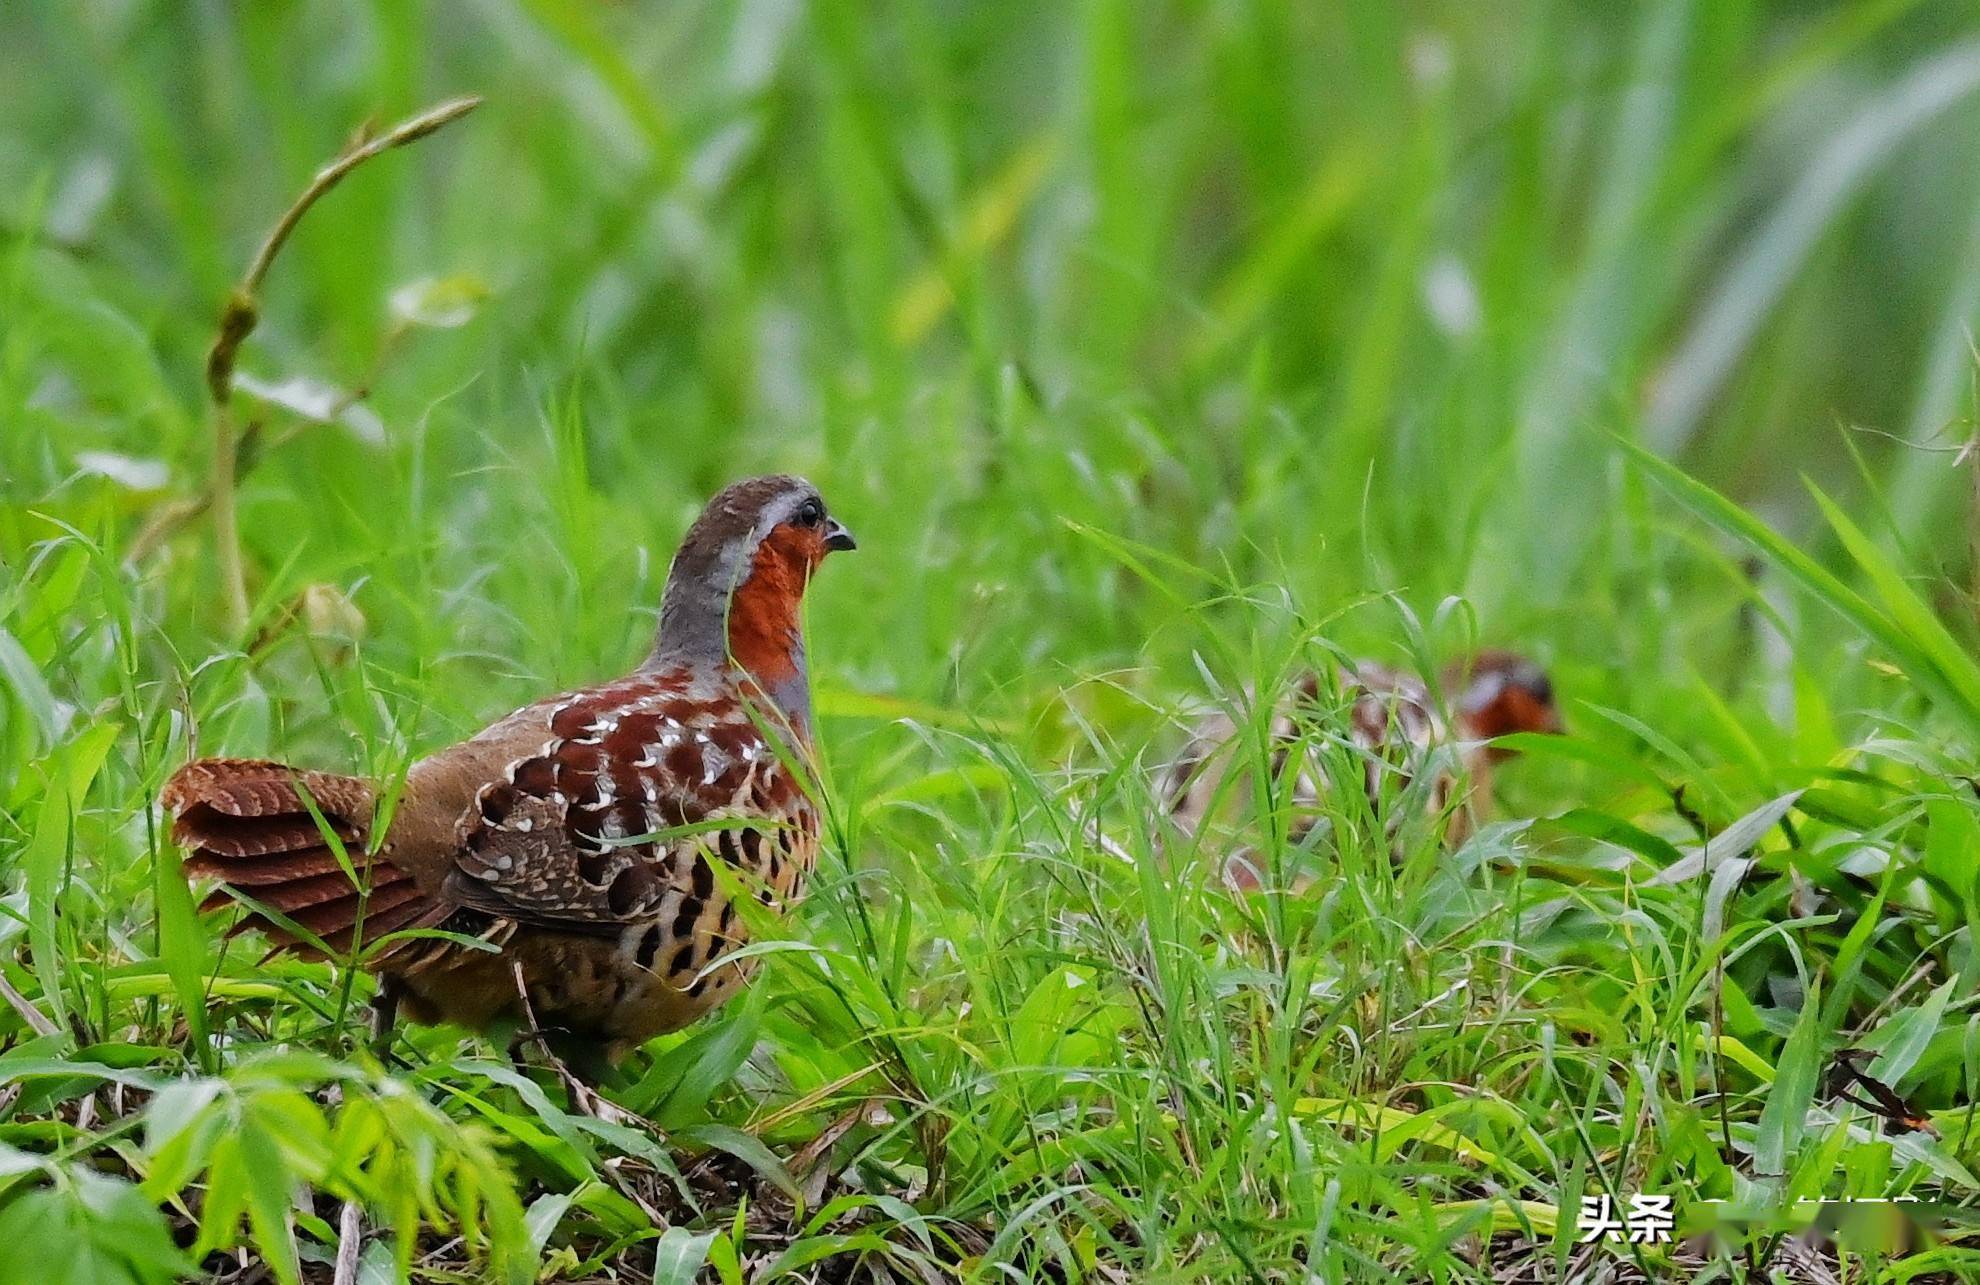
left=163, top=475, right=855, bottom=1056
left=1162, top=650, right=1562, bottom=890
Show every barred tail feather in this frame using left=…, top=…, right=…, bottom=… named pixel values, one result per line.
left=163, top=757, right=437, bottom=957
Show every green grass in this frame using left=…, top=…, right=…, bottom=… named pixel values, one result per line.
left=9, top=0, right=1980, bottom=1279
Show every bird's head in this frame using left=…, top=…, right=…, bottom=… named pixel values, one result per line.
left=651, top=475, right=855, bottom=710
left=1446, top=649, right=1562, bottom=760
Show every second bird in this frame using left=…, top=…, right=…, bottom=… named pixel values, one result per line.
left=1164, top=651, right=1562, bottom=889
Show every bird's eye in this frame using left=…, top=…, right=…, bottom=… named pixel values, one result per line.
left=795, top=499, right=824, bottom=528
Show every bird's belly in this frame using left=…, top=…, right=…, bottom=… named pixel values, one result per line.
left=385, top=929, right=725, bottom=1039
left=391, top=906, right=778, bottom=1048
left=522, top=930, right=745, bottom=1042
left=391, top=822, right=814, bottom=1047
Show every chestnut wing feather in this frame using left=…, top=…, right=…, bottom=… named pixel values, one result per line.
left=444, top=677, right=815, bottom=934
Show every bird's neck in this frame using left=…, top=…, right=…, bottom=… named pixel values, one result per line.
left=725, top=557, right=812, bottom=736
left=649, top=539, right=812, bottom=736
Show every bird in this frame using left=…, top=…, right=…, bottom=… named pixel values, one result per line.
left=162, top=474, right=856, bottom=1059
left=1162, top=650, right=1562, bottom=890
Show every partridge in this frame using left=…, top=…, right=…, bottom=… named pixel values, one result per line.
left=163, top=475, right=855, bottom=1052
left=1163, top=650, right=1561, bottom=889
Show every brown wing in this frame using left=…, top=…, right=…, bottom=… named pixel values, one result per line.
left=443, top=672, right=818, bottom=935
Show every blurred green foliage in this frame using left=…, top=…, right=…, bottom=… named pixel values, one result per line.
left=9, top=0, right=1980, bottom=1279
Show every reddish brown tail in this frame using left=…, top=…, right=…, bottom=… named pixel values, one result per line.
left=162, top=758, right=434, bottom=957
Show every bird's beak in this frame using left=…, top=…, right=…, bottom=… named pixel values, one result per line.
left=823, top=518, right=857, bottom=553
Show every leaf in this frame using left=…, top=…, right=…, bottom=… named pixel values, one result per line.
left=1647, top=39, right=1980, bottom=447
left=0, top=1142, right=43, bottom=1183
left=649, top=1001, right=762, bottom=1130
left=0, top=628, right=58, bottom=750
left=299, top=582, right=366, bottom=642
left=0, top=1058, right=165, bottom=1091
left=151, top=838, right=211, bottom=1066
left=1701, top=855, right=1758, bottom=943
left=1492, top=731, right=1669, bottom=790
left=522, top=1190, right=574, bottom=1264
left=240, top=1118, right=301, bottom=1285
left=1649, top=792, right=1803, bottom=885
left=814, top=686, right=1014, bottom=733
left=1755, top=983, right=1826, bottom=1175
left=71, top=1169, right=197, bottom=1280
left=690, top=938, right=836, bottom=979
left=1623, top=439, right=1980, bottom=740
left=1298, top=1095, right=1554, bottom=1190
left=759, top=1232, right=896, bottom=1279
left=445, top=1061, right=596, bottom=1166
left=1547, top=808, right=1684, bottom=867
left=1923, top=799, right=1980, bottom=897
left=144, top=1078, right=224, bottom=1155
left=1887, top=1123, right=1980, bottom=1190
left=1711, top=1034, right=1777, bottom=1084
left=860, top=765, right=1011, bottom=814
left=889, top=132, right=1058, bottom=346
left=0, top=1169, right=194, bottom=1285
left=651, top=1226, right=716, bottom=1285
left=8, top=544, right=86, bottom=667
left=1812, top=485, right=1980, bottom=723
left=1868, top=978, right=1957, bottom=1088
left=1192, top=149, right=1370, bottom=363
left=677, top=1123, right=798, bottom=1200
left=1426, top=1199, right=1562, bottom=1238
left=23, top=773, right=72, bottom=1032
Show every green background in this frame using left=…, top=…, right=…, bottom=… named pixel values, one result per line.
left=7, top=2, right=1980, bottom=1280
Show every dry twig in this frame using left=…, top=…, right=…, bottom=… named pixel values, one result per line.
left=332, top=1199, right=363, bottom=1285
left=508, top=960, right=641, bottom=1129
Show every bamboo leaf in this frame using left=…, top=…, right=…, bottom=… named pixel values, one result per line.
left=652, top=1227, right=717, bottom=1285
